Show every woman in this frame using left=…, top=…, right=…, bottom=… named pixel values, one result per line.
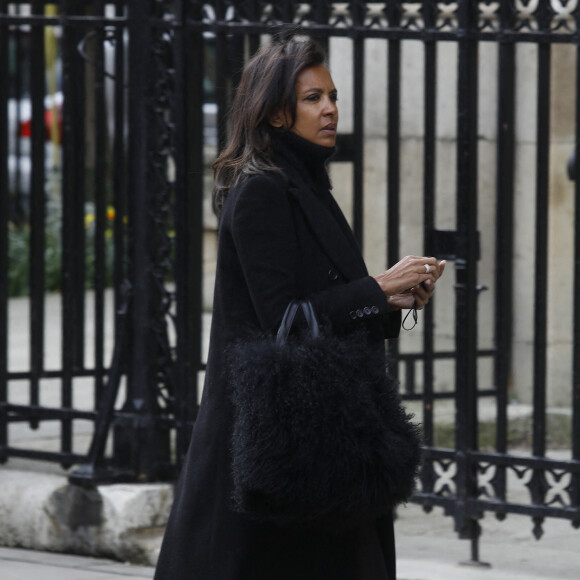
left=155, top=39, right=445, bottom=580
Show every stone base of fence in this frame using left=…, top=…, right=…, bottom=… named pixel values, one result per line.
left=405, top=401, right=573, bottom=450
left=0, top=468, right=171, bottom=566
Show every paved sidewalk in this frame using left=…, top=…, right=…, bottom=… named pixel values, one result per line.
left=396, top=501, right=579, bottom=580
left=0, top=546, right=153, bottom=580
left=1, top=500, right=578, bottom=580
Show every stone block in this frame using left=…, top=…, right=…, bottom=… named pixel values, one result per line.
left=0, top=470, right=172, bottom=566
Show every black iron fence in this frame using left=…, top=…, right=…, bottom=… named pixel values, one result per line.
left=1, top=0, right=580, bottom=564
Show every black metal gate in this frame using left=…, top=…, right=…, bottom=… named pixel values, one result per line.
left=0, top=0, right=203, bottom=480
left=1, top=0, right=580, bottom=564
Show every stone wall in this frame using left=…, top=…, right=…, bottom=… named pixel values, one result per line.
left=329, top=38, right=577, bottom=407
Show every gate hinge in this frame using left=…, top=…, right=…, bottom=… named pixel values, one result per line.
left=427, top=229, right=480, bottom=262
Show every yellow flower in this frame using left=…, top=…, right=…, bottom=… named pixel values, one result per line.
left=106, top=206, right=116, bottom=221
left=85, top=213, right=95, bottom=228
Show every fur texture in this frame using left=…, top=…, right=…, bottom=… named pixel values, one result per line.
left=228, top=328, right=422, bottom=530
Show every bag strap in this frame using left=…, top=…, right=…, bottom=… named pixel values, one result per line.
left=276, top=300, right=320, bottom=346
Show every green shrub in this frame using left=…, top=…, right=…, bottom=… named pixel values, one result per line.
left=8, top=224, right=30, bottom=297
left=7, top=203, right=116, bottom=297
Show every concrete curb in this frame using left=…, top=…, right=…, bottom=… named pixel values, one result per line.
left=0, top=546, right=155, bottom=579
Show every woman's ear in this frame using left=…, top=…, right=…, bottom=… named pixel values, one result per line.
left=269, top=110, right=286, bottom=128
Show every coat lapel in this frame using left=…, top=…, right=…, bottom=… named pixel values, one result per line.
left=286, top=177, right=368, bottom=282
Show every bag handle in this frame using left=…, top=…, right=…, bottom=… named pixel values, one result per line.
left=276, top=300, right=320, bottom=346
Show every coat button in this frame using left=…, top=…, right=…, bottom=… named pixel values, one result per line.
left=356, top=309, right=364, bottom=318
left=371, top=305, right=379, bottom=314
left=363, top=307, right=371, bottom=316
left=349, top=310, right=357, bottom=320
left=328, top=268, right=339, bottom=281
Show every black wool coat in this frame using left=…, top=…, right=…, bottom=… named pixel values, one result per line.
left=154, top=132, right=403, bottom=580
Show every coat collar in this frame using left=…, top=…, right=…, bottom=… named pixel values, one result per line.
left=270, top=130, right=368, bottom=281
left=283, top=163, right=368, bottom=282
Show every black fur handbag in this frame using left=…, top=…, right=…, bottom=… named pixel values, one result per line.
left=228, top=300, right=422, bottom=530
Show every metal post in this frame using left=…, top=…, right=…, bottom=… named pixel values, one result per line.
left=573, top=5, right=580, bottom=526
left=385, top=1, right=401, bottom=371
left=172, top=0, right=202, bottom=466
left=60, top=0, right=85, bottom=466
left=493, top=0, right=517, bottom=508
left=421, top=0, right=438, bottom=498
left=112, top=0, right=170, bottom=480
left=527, top=8, right=553, bottom=539
left=454, top=0, right=488, bottom=568
left=351, top=1, right=365, bottom=247
left=0, top=0, right=9, bottom=464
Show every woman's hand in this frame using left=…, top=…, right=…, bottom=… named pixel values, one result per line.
left=374, top=257, right=446, bottom=311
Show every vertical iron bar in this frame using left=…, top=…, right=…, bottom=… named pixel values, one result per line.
left=60, top=0, right=79, bottom=463
left=573, top=17, right=580, bottom=520
left=173, top=0, right=202, bottom=467
left=455, top=0, right=480, bottom=560
left=93, top=0, right=107, bottom=401
left=228, top=34, right=245, bottom=96
left=404, top=359, right=415, bottom=397
left=246, top=0, right=260, bottom=56
left=29, top=0, right=46, bottom=428
left=351, top=4, right=365, bottom=246
left=11, top=7, right=26, bottom=219
left=385, top=4, right=401, bottom=372
left=113, top=0, right=127, bottom=351
left=532, top=44, right=550, bottom=464
left=214, top=0, right=229, bottom=152
left=183, top=0, right=203, bottom=449
left=310, top=1, right=329, bottom=55
left=422, top=0, right=438, bottom=482
left=312, top=0, right=331, bottom=28
left=122, top=0, right=156, bottom=478
left=72, top=11, right=87, bottom=373
left=528, top=5, right=555, bottom=536
left=0, top=0, right=8, bottom=462
left=494, top=6, right=516, bottom=505
left=275, top=0, right=295, bottom=23
left=528, top=42, right=551, bottom=531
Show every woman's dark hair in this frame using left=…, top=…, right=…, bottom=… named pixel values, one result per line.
left=212, top=39, right=326, bottom=216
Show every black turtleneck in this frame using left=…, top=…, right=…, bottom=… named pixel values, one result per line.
left=270, top=128, right=335, bottom=197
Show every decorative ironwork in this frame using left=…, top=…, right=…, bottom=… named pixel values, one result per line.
left=183, top=1, right=580, bottom=38
left=478, top=1, right=501, bottom=31
left=417, top=451, right=580, bottom=540
left=148, top=11, right=180, bottom=415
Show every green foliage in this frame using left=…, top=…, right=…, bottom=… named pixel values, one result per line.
left=7, top=203, right=116, bottom=297
left=8, top=224, right=30, bottom=297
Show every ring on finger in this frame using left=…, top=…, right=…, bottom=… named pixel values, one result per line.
left=424, top=263, right=430, bottom=274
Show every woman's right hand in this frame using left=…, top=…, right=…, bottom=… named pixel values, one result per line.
left=373, top=256, right=444, bottom=300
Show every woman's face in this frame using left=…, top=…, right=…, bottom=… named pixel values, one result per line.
left=274, top=64, right=339, bottom=147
